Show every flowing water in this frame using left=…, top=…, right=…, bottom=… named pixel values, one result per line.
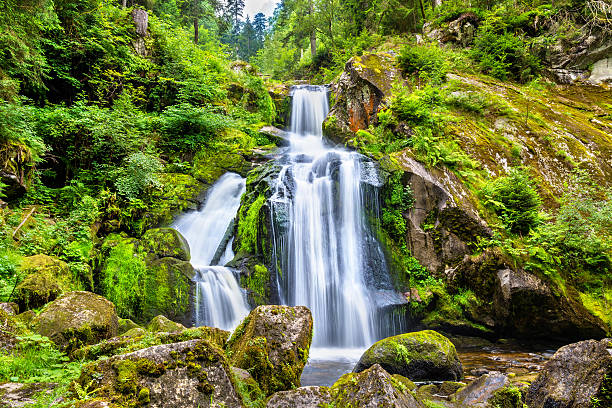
left=173, top=173, right=250, bottom=331
left=269, top=85, right=407, bottom=383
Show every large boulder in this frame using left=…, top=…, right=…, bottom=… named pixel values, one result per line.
left=14, top=255, right=73, bottom=311
left=526, top=338, right=612, bottom=408
left=354, top=330, right=462, bottom=381
left=227, top=305, right=313, bottom=395
left=266, top=386, right=333, bottom=408
left=332, top=364, right=425, bottom=408
left=140, top=228, right=190, bottom=261
left=78, top=339, right=243, bottom=408
left=146, top=315, right=186, bottom=333
left=31, top=291, right=118, bottom=351
left=141, top=257, right=195, bottom=325
left=323, top=53, right=401, bottom=144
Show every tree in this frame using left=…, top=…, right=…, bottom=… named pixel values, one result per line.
left=238, top=16, right=258, bottom=60
left=226, top=0, right=245, bottom=26
left=253, top=12, right=267, bottom=42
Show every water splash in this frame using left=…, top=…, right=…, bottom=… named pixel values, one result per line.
left=173, top=173, right=250, bottom=331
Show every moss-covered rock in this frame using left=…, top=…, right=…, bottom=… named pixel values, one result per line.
left=78, top=339, right=243, bottom=408
left=227, top=305, right=313, bottom=396
left=0, top=302, right=18, bottom=315
left=453, top=372, right=510, bottom=406
left=192, top=149, right=251, bottom=186
left=14, top=255, right=75, bottom=311
left=0, top=382, right=59, bottom=407
left=140, top=228, right=191, bottom=261
left=146, top=315, right=186, bottom=333
left=117, top=318, right=139, bottom=335
left=488, top=386, right=523, bottom=408
left=141, top=257, right=195, bottom=324
left=332, top=364, right=425, bottom=407
left=31, top=291, right=118, bottom=352
left=354, top=330, right=463, bottom=381
left=266, top=386, right=333, bottom=408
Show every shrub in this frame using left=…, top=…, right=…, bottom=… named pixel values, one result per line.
left=398, top=45, right=448, bottom=84
left=482, top=168, right=542, bottom=235
left=114, top=152, right=163, bottom=200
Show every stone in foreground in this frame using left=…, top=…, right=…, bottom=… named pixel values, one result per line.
left=354, top=330, right=463, bottom=381
left=31, top=291, right=118, bottom=351
left=526, top=338, right=612, bottom=408
left=266, top=386, right=332, bottom=408
left=227, top=305, right=313, bottom=396
left=452, top=372, right=509, bottom=406
left=78, top=339, right=242, bottom=408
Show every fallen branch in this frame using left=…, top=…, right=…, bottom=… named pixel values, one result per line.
left=12, top=206, right=35, bottom=238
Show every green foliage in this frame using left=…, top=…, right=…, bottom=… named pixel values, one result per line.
left=0, top=101, right=46, bottom=161
left=398, top=45, right=448, bottom=85
left=114, top=152, right=163, bottom=200
left=101, top=241, right=146, bottom=321
left=237, top=194, right=266, bottom=254
left=382, top=171, right=414, bottom=243
left=0, top=334, right=82, bottom=384
left=0, top=250, right=21, bottom=302
left=481, top=168, right=542, bottom=235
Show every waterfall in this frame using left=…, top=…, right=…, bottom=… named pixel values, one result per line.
left=173, top=173, right=250, bottom=331
left=270, top=86, right=406, bottom=349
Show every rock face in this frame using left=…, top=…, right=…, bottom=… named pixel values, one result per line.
left=266, top=386, right=333, bottom=408
left=333, top=364, right=425, bottom=408
left=227, top=305, right=313, bottom=395
left=140, top=228, right=191, bottom=261
left=14, top=255, right=74, bottom=311
left=354, top=330, right=463, bottom=381
left=323, top=53, right=401, bottom=144
left=31, top=291, right=118, bottom=351
left=449, top=250, right=608, bottom=340
left=78, top=339, right=243, bottom=408
left=526, top=338, right=612, bottom=408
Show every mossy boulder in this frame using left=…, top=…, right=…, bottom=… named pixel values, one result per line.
left=266, top=386, right=333, bottom=408
left=526, top=338, right=612, bottom=408
left=332, top=364, right=425, bottom=408
left=140, top=228, right=190, bottom=261
left=488, top=386, right=523, bottom=408
left=354, top=330, right=463, bottom=381
left=14, top=255, right=74, bottom=311
left=141, top=257, right=195, bottom=324
left=31, top=291, right=118, bottom=351
left=0, top=309, right=21, bottom=351
left=0, top=302, right=18, bottom=315
left=146, top=315, right=186, bottom=333
left=227, top=305, right=313, bottom=396
left=78, top=339, right=243, bottom=408
left=0, top=383, right=59, bottom=407
left=192, top=149, right=251, bottom=186
left=117, top=318, right=139, bottom=335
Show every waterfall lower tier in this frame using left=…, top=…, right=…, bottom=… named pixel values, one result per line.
left=173, top=173, right=250, bottom=330
left=270, top=85, right=406, bottom=349
left=193, top=266, right=250, bottom=331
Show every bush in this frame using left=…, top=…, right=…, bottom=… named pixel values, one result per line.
left=398, top=45, right=448, bottom=84
left=114, top=152, right=163, bottom=200
left=482, top=168, right=542, bottom=235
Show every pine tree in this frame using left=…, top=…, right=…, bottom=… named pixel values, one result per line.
left=226, top=0, right=245, bottom=26
left=253, top=12, right=267, bottom=42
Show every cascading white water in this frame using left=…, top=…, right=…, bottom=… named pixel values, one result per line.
left=270, top=85, right=395, bottom=348
left=173, top=173, right=250, bottom=331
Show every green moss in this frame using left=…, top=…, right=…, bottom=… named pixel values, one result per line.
left=139, top=228, right=191, bottom=261
left=488, top=386, right=523, bottom=408
left=242, top=264, right=270, bottom=305
left=237, top=194, right=266, bottom=254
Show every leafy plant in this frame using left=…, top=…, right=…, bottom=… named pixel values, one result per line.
left=114, top=152, right=163, bottom=200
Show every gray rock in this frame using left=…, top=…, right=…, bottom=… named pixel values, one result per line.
left=526, top=338, right=612, bottom=408
left=332, top=364, right=425, bottom=408
left=0, top=383, right=59, bottom=408
left=266, top=386, right=333, bottom=408
left=78, top=339, right=242, bottom=408
left=0, top=302, right=18, bottom=315
left=259, top=126, right=291, bottom=147
left=453, top=372, right=509, bottom=406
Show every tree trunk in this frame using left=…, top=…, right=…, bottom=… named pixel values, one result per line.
left=309, top=0, right=316, bottom=58
left=194, top=18, right=199, bottom=44
left=122, top=0, right=127, bottom=8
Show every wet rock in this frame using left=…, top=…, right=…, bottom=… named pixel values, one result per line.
left=0, top=302, right=18, bottom=315
left=332, top=364, right=425, bottom=407
left=0, top=383, right=59, bottom=408
left=78, top=339, right=242, bottom=408
left=526, top=338, right=612, bottom=408
left=31, top=291, right=118, bottom=351
left=259, top=126, right=291, bottom=147
left=141, top=257, right=195, bottom=325
left=323, top=53, right=400, bottom=144
left=589, top=57, right=612, bottom=84
left=227, top=305, right=313, bottom=395
left=453, top=372, right=509, bottom=406
left=140, top=228, right=191, bottom=261
left=14, top=255, right=73, bottom=311
left=354, top=330, right=463, bottom=381
left=146, top=315, right=186, bottom=333
left=266, top=386, right=333, bottom=408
